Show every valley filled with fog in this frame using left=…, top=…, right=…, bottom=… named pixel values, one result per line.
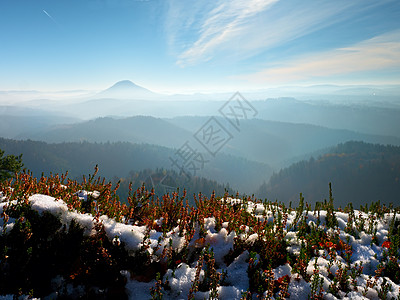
left=1, top=80, right=400, bottom=208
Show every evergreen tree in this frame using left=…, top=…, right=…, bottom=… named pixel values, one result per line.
left=0, top=149, right=23, bottom=181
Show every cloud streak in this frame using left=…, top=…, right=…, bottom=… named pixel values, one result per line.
left=42, top=9, right=59, bottom=26
left=235, top=30, right=400, bottom=85
left=185, top=0, right=278, bottom=64
left=173, top=0, right=278, bottom=66
left=166, top=0, right=362, bottom=67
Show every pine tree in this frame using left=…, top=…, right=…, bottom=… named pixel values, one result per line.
left=0, top=149, right=23, bottom=181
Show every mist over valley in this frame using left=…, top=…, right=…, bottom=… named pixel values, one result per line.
left=1, top=81, right=400, bottom=207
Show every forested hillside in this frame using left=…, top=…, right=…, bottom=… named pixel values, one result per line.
left=0, top=138, right=171, bottom=179
left=5, top=114, right=398, bottom=168
left=258, top=141, right=400, bottom=208
left=0, top=138, right=269, bottom=196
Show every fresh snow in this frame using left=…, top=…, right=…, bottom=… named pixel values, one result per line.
left=1, top=193, right=399, bottom=299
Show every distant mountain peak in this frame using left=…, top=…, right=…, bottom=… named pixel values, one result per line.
left=111, top=80, right=141, bottom=88
left=97, top=80, right=158, bottom=99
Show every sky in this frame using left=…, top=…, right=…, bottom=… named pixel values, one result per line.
left=0, top=0, right=399, bottom=93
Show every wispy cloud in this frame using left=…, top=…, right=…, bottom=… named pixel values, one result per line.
left=179, top=0, right=279, bottom=66
left=164, top=0, right=213, bottom=56
left=235, top=30, right=400, bottom=85
left=171, top=0, right=278, bottom=66
left=165, top=0, right=361, bottom=67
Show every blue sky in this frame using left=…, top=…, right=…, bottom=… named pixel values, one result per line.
left=0, top=0, right=399, bottom=93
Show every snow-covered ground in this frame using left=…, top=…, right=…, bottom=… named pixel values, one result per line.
left=1, top=193, right=399, bottom=299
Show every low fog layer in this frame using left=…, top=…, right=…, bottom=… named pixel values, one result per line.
left=1, top=81, right=400, bottom=207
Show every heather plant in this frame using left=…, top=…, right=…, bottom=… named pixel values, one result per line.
left=0, top=199, right=130, bottom=298
left=325, top=183, right=338, bottom=229
left=246, top=251, right=275, bottom=296
left=379, top=251, right=400, bottom=284
left=328, top=263, right=351, bottom=296
left=291, top=193, right=305, bottom=231
left=349, top=262, right=363, bottom=291
left=188, top=251, right=204, bottom=300
left=310, top=269, right=324, bottom=300
left=344, top=202, right=358, bottom=238
left=388, top=215, right=400, bottom=259
left=198, top=246, right=221, bottom=299
left=1, top=167, right=400, bottom=299
left=150, top=272, right=164, bottom=300
left=377, top=277, right=393, bottom=300
left=292, top=240, right=311, bottom=281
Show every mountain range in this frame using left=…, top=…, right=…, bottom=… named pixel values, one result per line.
left=1, top=80, right=400, bottom=205
left=4, top=115, right=400, bottom=167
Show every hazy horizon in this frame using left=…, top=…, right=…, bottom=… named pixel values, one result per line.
left=1, top=1, right=399, bottom=93
left=1, top=80, right=400, bottom=106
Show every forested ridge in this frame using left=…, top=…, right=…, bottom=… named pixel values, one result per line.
left=258, top=141, right=400, bottom=208
left=0, top=138, right=239, bottom=202
left=2, top=138, right=399, bottom=209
